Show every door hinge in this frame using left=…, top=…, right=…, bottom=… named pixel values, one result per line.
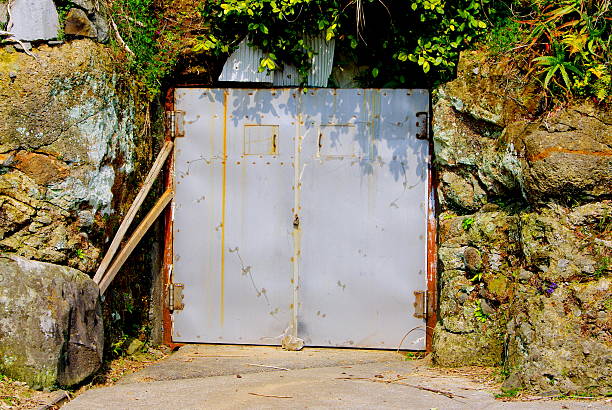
left=413, top=290, right=427, bottom=319
left=415, top=112, right=429, bottom=140
left=167, top=283, right=185, bottom=311
left=165, top=110, right=185, bottom=139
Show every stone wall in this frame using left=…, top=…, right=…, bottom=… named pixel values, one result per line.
left=431, top=50, right=612, bottom=395
left=1, top=1, right=163, bottom=388
left=0, top=40, right=136, bottom=273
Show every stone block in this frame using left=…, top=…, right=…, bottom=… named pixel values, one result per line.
left=0, top=255, right=103, bottom=389
left=0, top=3, right=8, bottom=28
left=506, top=278, right=611, bottom=395
left=64, top=8, right=97, bottom=38
left=7, top=0, right=59, bottom=41
left=72, top=0, right=96, bottom=13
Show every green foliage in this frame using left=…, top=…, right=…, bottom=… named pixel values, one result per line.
left=502, top=0, right=611, bottom=102
left=462, top=217, right=475, bottom=230
left=195, top=0, right=492, bottom=86
left=110, top=334, right=130, bottom=356
left=486, top=17, right=523, bottom=55
left=196, top=0, right=341, bottom=81
left=54, top=0, right=78, bottom=41
left=403, top=351, right=425, bottom=360
left=109, top=0, right=183, bottom=99
left=469, top=271, right=483, bottom=282
left=495, top=388, right=522, bottom=398
left=592, top=256, right=610, bottom=278
left=106, top=0, right=608, bottom=102
left=474, top=301, right=489, bottom=322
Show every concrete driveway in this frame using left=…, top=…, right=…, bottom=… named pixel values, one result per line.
left=64, top=345, right=608, bottom=409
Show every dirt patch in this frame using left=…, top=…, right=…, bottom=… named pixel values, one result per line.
left=0, top=375, right=67, bottom=409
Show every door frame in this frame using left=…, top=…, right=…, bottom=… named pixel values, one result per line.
left=161, top=86, right=438, bottom=351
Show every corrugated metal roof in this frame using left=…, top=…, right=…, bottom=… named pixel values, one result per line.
left=218, top=35, right=335, bottom=87
left=218, top=38, right=273, bottom=83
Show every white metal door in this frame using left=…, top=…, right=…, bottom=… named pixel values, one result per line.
left=172, top=88, right=429, bottom=349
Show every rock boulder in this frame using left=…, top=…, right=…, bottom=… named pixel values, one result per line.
left=7, top=0, right=59, bottom=41
left=0, top=255, right=103, bottom=389
left=516, top=101, right=612, bottom=202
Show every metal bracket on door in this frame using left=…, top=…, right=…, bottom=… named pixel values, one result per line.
left=413, top=291, right=427, bottom=319
left=165, top=110, right=186, bottom=139
left=415, top=112, right=429, bottom=140
left=167, top=283, right=185, bottom=311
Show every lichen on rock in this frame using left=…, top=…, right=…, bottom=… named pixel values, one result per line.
left=432, top=49, right=611, bottom=395
left=0, top=254, right=104, bottom=389
left=0, top=40, right=137, bottom=272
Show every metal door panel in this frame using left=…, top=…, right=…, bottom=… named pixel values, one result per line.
left=172, top=88, right=429, bottom=350
left=173, top=89, right=295, bottom=344
left=298, top=89, right=429, bottom=349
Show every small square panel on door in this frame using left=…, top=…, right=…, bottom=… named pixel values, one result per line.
left=317, top=124, right=359, bottom=158
left=244, top=125, right=279, bottom=156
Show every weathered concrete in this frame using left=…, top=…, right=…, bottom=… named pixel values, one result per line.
left=6, top=0, right=59, bottom=41
left=64, top=345, right=609, bottom=409
left=120, top=344, right=402, bottom=383
left=0, top=255, right=103, bottom=389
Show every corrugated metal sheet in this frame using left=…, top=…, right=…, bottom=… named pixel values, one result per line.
left=304, top=36, right=335, bottom=87
left=218, top=38, right=273, bottom=83
left=218, top=35, right=335, bottom=87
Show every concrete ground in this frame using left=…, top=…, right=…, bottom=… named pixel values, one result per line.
left=64, top=345, right=609, bottom=409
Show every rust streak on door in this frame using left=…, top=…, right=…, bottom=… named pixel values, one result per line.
left=220, top=91, right=229, bottom=325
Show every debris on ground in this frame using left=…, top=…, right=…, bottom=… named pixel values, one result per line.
left=0, top=346, right=169, bottom=409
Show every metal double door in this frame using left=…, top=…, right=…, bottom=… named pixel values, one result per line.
left=172, top=88, right=429, bottom=349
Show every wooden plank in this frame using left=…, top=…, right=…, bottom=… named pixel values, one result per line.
left=99, top=189, right=174, bottom=294
left=94, top=141, right=174, bottom=284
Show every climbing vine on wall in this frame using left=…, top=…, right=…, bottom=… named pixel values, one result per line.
left=193, top=0, right=492, bottom=87
left=107, top=0, right=609, bottom=101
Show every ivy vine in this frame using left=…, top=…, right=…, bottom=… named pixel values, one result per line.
left=194, top=0, right=492, bottom=87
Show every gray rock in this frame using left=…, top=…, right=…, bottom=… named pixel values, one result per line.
left=0, top=255, right=103, bottom=389
left=72, top=0, right=96, bottom=13
left=440, top=170, right=487, bottom=212
left=93, top=15, right=109, bottom=43
left=0, top=41, right=136, bottom=271
left=126, top=339, right=145, bottom=355
left=0, top=3, right=8, bottom=28
left=517, top=101, right=612, bottom=201
left=12, top=41, right=32, bottom=52
left=517, top=269, right=533, bottom=282
left=7, top=0, right=59, bottom=41
left=480, top=299, right=495, bottom=316
left=64, top=8, right=97, bottom=38
left=506, top=278, right=612, bottom=395
left=463, top=247, right=482, bottom=272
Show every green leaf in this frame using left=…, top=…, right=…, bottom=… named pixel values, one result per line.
left=372, top=67, right=379, bottom=78
left=543, top=65, right=560, bottom=89
left=559, top=65, right=571, bottom=90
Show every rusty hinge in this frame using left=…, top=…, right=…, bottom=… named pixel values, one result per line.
left=413, top=290, right=427, bottom=319
left=415, top=112, right=429, bottom=140
left=167, top=283, right=185, bottom=311
left=165, top=111, right=185, bottom=139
